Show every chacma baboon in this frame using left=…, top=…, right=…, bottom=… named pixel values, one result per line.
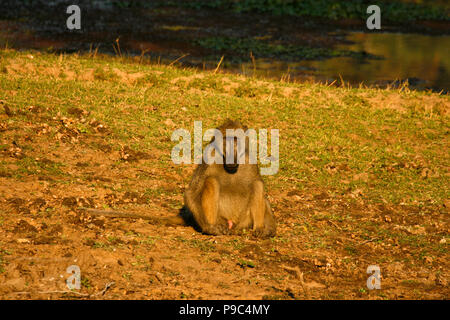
left=80, top=119, right=276, bottom=238
left=183, top=119, right=276, bottom=237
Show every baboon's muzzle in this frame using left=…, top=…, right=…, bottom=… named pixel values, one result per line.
left=223, top=162, right=239, bottom=174
left=222, top=136, right=240, bottom=174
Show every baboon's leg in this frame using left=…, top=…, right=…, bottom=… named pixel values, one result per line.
left=249, top=180, right=266, bottom=235
left=263, top=199, right=276, bottom=237
left=201, top=177, right=219, bottom=226
left=197, top=177, right=227, bottom=235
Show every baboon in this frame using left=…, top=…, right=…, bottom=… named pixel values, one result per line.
left=183, top=119, right=276, bottom=237
left=80, top=120, right=276, bottom=238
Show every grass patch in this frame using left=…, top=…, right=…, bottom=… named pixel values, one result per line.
left=0, top=49, right=448, bottom=208
left=196, top=36, right=377, bottom=61
left=156, top=0, right=449, bottom=22
left=175, top=237, right=217, bottom=252
left=237, top=259, right=256, bottom=268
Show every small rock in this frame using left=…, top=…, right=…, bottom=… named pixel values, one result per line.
left=353, top=172, right=369, bottom=182
left=16, top=238, right=31, bottom=244
left=164, top=119, right=175, bottom=127
left=305, top=281, right=326, bottom=289
left=406, top=225, right=426, bottom=235
left=5, top=278, right=26, bottom=291
left=436, top=274, right=447, bottom=287
left=424, top=256, right=433, bottom=264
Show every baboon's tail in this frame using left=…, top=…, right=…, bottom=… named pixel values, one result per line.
left=78, top=207, right=188, bottom=226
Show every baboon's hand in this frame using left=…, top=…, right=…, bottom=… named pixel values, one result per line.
left=253, top=227, right=275, bottom=238
left=253, top=227, right=265, bottom=238
left=217, top=222, right=233, bottom=235
left=202, top=223, right=231, bottom=236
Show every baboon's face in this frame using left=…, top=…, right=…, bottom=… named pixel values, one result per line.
left=212, top=120, right=248, bottom=174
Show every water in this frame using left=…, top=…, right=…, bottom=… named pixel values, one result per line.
left=238, top=32, right=450, bottom=91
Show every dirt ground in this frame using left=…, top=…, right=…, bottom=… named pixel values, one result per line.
left=0, top=105, right=448, bottom=300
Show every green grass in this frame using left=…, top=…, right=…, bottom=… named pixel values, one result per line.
left=237, top=259, right=256, bottom=268
left=0, top=49, right=448, bottom=207
left=106, top=1, right=449, bottom=22
left=175, top=236, right=217, bottom=252
left=196, top=36, right=378, bottom=61
left=0, top=248, right=11, bottom=274
left=154, top=0, right=449, bottom=22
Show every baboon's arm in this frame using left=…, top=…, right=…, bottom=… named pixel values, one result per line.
left=188, top=176, right=229, bottom=235
left=201, top=177, right=220, bottom=226
left=249, top=180, right=266, bottom=231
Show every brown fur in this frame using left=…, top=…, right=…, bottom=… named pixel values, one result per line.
left=184, top=119, right=276, bottom=237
